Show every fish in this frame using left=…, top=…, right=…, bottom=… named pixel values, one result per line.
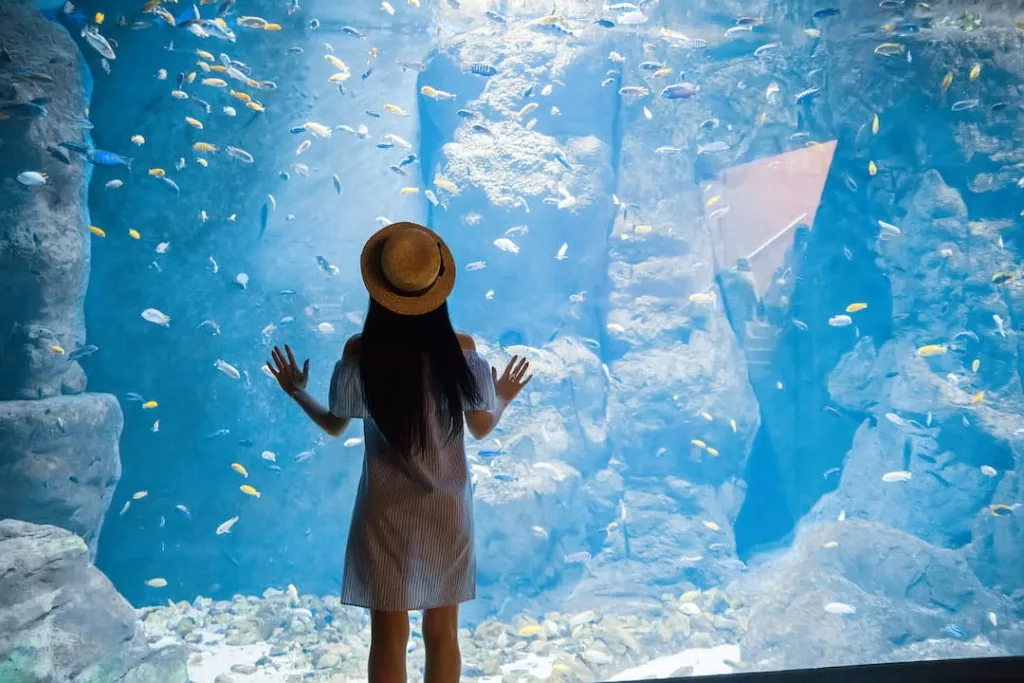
left=873, top=42, right=904, bottom=57
left=215, top=359, right=241, bottom=379
left=754, top=42, right=780, bottom=57
left=993, top=314, right=1007, bottom=337
left=142, top=308, right=171, bottom=327
left=882, top=470, right=912, bottom=483
left=175, top=504, right=192, bottom=520
left=493, top=238, right=519, bottom=254
left=661, top=82, right=699, bottom=99
left=467, top=63, right=498, bottom=77
left=81, top=27, right=116, bottom=59
left=916, top=344, right=947, bottom=357
left=795, top=86, right=821, bottom=104
left=824, top=602, right=856, bottom=615
left=216, top=516, right=239, bottom=534
left=231, top=463, right=248, bottom=478
left=17, top=172, right=47, bottom=186
left=944, top=623, right=968, bottom=639
left=702, top=520, right=720, bottom=531
left=261, top=451, right=277, bottom=462
left=941, top=71, right=953, bottom=91
left=87, top=149, right=133, bottom=169
left=846, top=303, right=868, bottom=313
left=68, top=344, right=99, bottom=361
left=697, top=141, right=730, bottom=155
left=142, top=400, right=158, bottom=409
left=951, top=99, right=979, bottom=112
left=145, top=578, right=168, bottom=588
left=828, top=315, right=852, bottom=327
left=240, top=484, right=261, bottom=498
left=969, top=63, right=981, bottom=81
left=132, top=490, right=149, bottom=500
left=872, top=114, right=879, bottom=135
left=989, top=504, right=1014, bottom=517
left=868, top=161, right=878, bottom=176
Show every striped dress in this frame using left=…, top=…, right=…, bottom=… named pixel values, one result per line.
left=328, top=349, right=496, bottom=611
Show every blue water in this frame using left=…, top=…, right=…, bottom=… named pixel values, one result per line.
left=8, top=0, right=1024, bottom=678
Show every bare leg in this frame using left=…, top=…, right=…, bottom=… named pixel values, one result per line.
left=423, top=605, right=460, bottom=683
left=369, top=610, right=410, bottom=683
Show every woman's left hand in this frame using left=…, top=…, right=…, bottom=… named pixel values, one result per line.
left=267, top=345, right=309, bottom=396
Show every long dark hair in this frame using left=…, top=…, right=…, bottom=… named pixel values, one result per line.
left=359, top=299, right=482, bottom=457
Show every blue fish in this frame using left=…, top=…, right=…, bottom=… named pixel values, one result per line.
left=456, top=109, right=479, bottom=119
left=377, top=142, right=394, bottom=149
left=47, top=146, right=72, bottom=165
left=493, top=473, right=518, bottom=482
left=174, top=3, right=202, bottom=28
left=472, top=123, right=495, bottom=137
left=87, top=149, right=133, bottom=169
left=795, top=85, right=822, bottom=104
left=943, top=623, right=968, bottom=639
left=206, top=428, right=230, bottom=439
left=467, top=62, right=498, bottom=77
left=365, top=110, right=381, bottom=118
left=315, top=255, right=332, bottom=275
left=158, top=176, right=180, bottom=194
left=259, top=202, right=269, bottom=239
left=389, top=164, right=407, bottom=176
left=485, top=10, right=507, bottom=23
left=398, top=154, right=417, bottom=167
left=361, top=68, right=372, bottom=80
left=595, top=17, right=615, bottom=27
left=812, top=8, right=839, bottom=18
left=342, top=26, right=366, bottom=38
left=478, top=450, right=504, bottom=457
left=290, top=126, right=306, bottom=134
left=661, top=82, right=700, bottom=99
left=68, top=344, right=99, bottom=361
left=0, top=97, right=49, bottom=118
left=523, top=85, right=535, bottom=97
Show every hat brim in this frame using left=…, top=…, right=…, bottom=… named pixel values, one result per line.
left=360, top=222, right=456, bottom=315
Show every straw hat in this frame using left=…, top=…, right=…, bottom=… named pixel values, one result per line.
left=360, top=222, right=456, bottom=315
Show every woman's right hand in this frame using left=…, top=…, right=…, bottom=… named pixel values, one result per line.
left=492, top=356, right=532, bottom=403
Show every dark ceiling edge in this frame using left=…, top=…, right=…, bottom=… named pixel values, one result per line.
left=612, top=656, right=1024, bottom=683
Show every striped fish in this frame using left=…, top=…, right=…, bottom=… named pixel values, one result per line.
left=466, top=62, right=498, bottom=77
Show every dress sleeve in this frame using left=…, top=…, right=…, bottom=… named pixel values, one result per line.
left=464, top=351, right=497, bottom=411
left=328, top=355, right=367, bottom=419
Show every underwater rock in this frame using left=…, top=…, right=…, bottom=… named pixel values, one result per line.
left=735, top=520, right=1004, bottom=670
left=968, top=470, right=1024, bottom=598
left=0, top=0, right=94, bottom=400
left=0, top=394, right=123, bottom=560
left=0, top=520, right=188, bottom=683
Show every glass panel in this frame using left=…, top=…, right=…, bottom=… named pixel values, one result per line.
left=1, top=0, right=1020, bottom=681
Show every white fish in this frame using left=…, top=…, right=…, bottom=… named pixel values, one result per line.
left=484, top=290, right=495, bottom=300
left=216, top=516, right=239, bottom=535
left=531, top=525, right=549, bottom=540
left=828, top=314, right=852, bottom=327
left=142, top=308, right=171, bottom=327
left=209, top=256, right=219, bottom=273
left=493, top=237, right=520, bottom=254
left=980, top=465, right=997, bottom=477
left=878, top=220, right=901, bottom=238
left=151, top=419, right=160, bottom=433
left=215, top=359, right=241, bottom=379
left=223, top=105, right=236, bottom=116
left=317, top=322, right=335, bottom=334
left=17, top=171, right=48, bottom=186
left=343, top=437, right=363, bottom=447
left=82, top=27, right=116, bottom=60
left=384, top=133, right=412, bottom=149
left=105, top=180, right=123, bottom=190
left=884, top=412, right=906, bottom=426
left=824, top=602, right=856, bottom=615
left=882, top=470, right=912, bottom=483
left=261, top=450, right=277, bottom=462
left=993, top=314, right=1007, bottom=337
left=156, top=242, right=170, bottom=254
left=235, top=272, right=249, bottom=289
left=988, top=611, right=998, bottom=627
left=119, top=500, right=131, bottom=516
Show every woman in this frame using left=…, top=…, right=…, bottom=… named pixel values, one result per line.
left=267, top=222, right=531, bottom=683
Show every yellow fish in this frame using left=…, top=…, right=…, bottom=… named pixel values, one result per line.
left=690, top=439, right=707, bottom=449
left=325, top=55, right=348, bottom=71
left=872, top=113, right=879, bottom=135
left=972, top=359, right=980, bottom=373
left=969, top=63, right=980, bottom=81
left=991, top=272, right=1014, bottom=285
left=197, top=60, right=211, bottom=73
left=989, top=504, right=1013, bottom=517
left=971, top=391, right=984, bottom=405
left=868, top=160, right=878, bottom=176
left=247, top=78, right=262, bottom=89
left=148, top=168, right=165, bottom=176
left=383, top=104, right=408, bottom=116
left=702, top=520, right=720, bottom=531
left=185, top=116, right=203, bottom=129
left=232, top=463, right=249, bottom=478
left=916, top=344, right=947, bottom=358
left=706, top=195, right=721, bottom=208
left=634, top=224, right=652, bottom=234
left=50, top=345, right=65, bottom=354
left=328, top=72, right=351, bottom=83
left=408, top=0, right=420, bottom=6
left=197, top=158, right=209, bottom=168
left=246, top=101, right=265, bottom=112
left=94, top=12, right=105, bottom=24
left=142, top=400, right=158, bottom=409
left=400, top=187, right=420, bottom=194
left=197, top=49, right=215, bottom=61
left=699, top=411, right=713, bottom=422
left=128, top=229, right=141, bottom=239
left=729, top=418, right=737, bottom=433
left=706, top=447, right=720, bottom=457
left=434, top=177, right=460, bottom=194
left=145, top=578, right=167, bottom=587
left=132, top=490, right=149, bottom=500
left=846, top=302, right=868, bottom=313
left=941, top=71, right=953, bottom=91
left=193, top=142, right=218, bottom=153
left=237, top=16, right=269, bottom=28
left=209, top=64, right=228, bottom=72
left=652, top=66, right=673, bottom=78
left=264, top=23, right=282, bottom=30
left=518, top=624, right=544, bottom=637
left=230, top=90, right=251, bottom=102
left=186, top=72, right=196, bottom=84
left=201, top=77, right=228, bottom=88
left=89, top=226, right=106, bottom=237
left=170, top=90, right=189, bottom=100
left=240, top=484, right=261, bottom=498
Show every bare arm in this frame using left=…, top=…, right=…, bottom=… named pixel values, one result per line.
left=457, top=334, right=531, bottom=440
left=267, top=343, right=354, bottom=438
